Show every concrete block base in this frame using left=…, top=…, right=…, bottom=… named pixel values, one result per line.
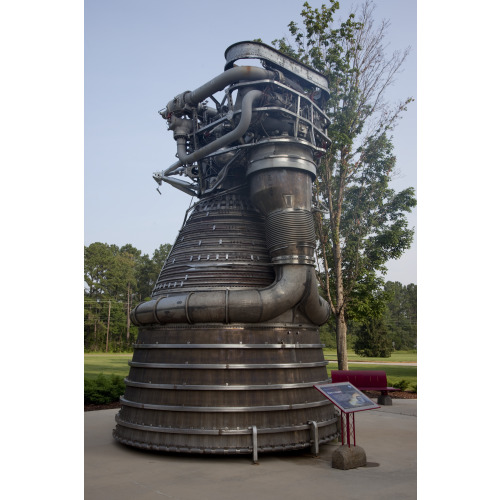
left=331, top=445, right=367, bottom=470
left=377, top=394, right=392, bottom=405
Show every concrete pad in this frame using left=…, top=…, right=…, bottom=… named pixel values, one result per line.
left=85, top=400, right=416, bottom=500
left=375, top=399, right=417, bottom=417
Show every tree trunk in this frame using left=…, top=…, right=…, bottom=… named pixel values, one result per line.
left=336, top=309, right=349, bottom=370
left=330, top=159, right=349, bottom=371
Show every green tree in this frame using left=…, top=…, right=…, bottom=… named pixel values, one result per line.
left=84, top=242, right=115, bottom=297
left=136, top=243, right=172, bottom=300
left=84, top=242, right=116, bottom=351
left=84, top=242, right=172, bottom=351
left=384, top=281, right=417, bottom=350
left=354, top=316, right=392, bottom=357
left=272, top=0, right=416, bottom=369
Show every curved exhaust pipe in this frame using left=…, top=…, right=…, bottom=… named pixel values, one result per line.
left=183, top=66, right=275, bottom=106
left=131, top=265, right=329, bottom=326
left=162, top=66, right=275, bottom=115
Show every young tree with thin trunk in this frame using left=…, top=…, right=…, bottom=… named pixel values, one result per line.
left=272, top=0, right=416, bottom=369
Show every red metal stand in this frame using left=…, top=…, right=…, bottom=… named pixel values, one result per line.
left=340, top=411, right=356, bottom=447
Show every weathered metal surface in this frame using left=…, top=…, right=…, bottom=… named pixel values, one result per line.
left=224, top=40, right=330, bottom=99
left=114, top=323, right=338, bottom=453
left=113, top=41, right=339, bottom=455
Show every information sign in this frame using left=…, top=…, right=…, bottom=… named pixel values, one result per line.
left=314, top=382, right=380, bottom=413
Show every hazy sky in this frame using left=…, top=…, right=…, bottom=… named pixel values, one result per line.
left=84, top=0, right=417, bottom=284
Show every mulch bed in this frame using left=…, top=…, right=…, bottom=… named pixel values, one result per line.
left=85, top=401, right=121, bottom=412
left=364, top=390, right=417, bottom=400
left=84, top=391, right=416, bottom=412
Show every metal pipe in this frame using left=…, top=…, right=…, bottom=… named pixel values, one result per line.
left=175, top=90, right=262, bottom=165
left=308, top=420, right=319, bottom=456
left=131, top=264, right=329, bottom=326
left=250, top=425, right=258, bottom=464
left=158, top=66, right=274, bottom=176
left=183, top=66, right=275, bottom=107
left=158, top=176, right=198, bottom=197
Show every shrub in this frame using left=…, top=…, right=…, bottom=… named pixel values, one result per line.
left=84, top=373, right=125, bottom=405
left=392, top=379, right=411, bottom=391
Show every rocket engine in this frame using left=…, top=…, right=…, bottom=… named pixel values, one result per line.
left=113, top=41, right=339, bottom=456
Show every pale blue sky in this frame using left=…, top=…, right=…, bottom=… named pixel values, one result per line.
left=84, top=0, right=417, bottom=283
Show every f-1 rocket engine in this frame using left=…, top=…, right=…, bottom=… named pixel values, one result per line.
left=113, top=41, right=339, bottom=456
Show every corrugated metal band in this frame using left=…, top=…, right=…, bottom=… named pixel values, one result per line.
left=112, top=439, right=336, bottom=454
left=119, top=396, right=331, bottom=412
left=123, top=377, right=330, bottom=390
left=133, top=323, right=319, bottom=330
left=115, top=415, right=337, bottom=435
left=132, top=343, right=324, bottom=349
left=128, top=361, right=328, bottom=369
left=112, top=434, right=337, bottom=454
left=264, top=210, right=315, bottom=249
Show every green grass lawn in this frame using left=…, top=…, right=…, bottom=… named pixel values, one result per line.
left=323, top=349, right=417, bottom=363
left=84, top=353, right=132, bottom=379
left=324, top=349, right=417, bottom=390
left=84, top=350, right=417, bottom=390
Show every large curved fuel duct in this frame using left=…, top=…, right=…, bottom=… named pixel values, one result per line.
left=113, top=41, right=340, bottom=456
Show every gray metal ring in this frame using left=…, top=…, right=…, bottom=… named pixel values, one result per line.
left=115, top=415, right=338, bottom=435
left=132, top=343, right=324, bottom=349
left=123, top=378, right=330, bottom=391
left=128, top=361, right=328, bottom=369
left=119, top=396, right=331, bottom=412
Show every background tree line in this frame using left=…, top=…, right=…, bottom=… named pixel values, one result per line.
left=84, top=242, right=171, bottom=352
left=84, top=241, right=416, bottom=355
left=320, top=280, right=417, bottom=356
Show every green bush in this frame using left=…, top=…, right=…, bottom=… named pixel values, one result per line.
left=392, top=379, right=411, bottom=391
left=84, top=373, right=125, bottom=405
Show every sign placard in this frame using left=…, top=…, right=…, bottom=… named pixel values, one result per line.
left=314, top=382, right=380, bottom=413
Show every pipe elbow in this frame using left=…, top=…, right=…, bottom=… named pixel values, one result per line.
left=130, top=265, right=329, bottom=326
left=298, top=269, right=331, bottom=325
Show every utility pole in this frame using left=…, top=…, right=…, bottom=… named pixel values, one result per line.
left=106, top=300, right=111, bottom=353
left=126, top=283, right=131, bottom=342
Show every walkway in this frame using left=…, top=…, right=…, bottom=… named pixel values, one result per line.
left=85, top=399, right=417, bottom=500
